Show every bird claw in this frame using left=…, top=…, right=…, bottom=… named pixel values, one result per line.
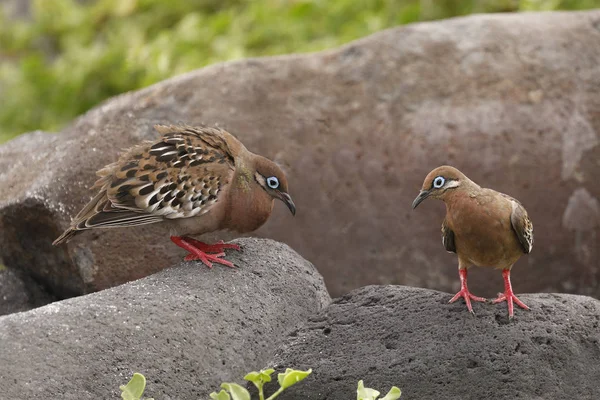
left=449, top=289, right=487, bottom=314
left=182, top=238, right=241, bottom=253
left=184, top=251, right=236, bottom=268
left=171, top=236, right=239, bottom=269
left=492, top=291, right=529, bottom=319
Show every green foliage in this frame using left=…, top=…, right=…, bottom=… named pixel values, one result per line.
left=357, top=380, right=402, bottom=400
left=244, top=368, right=275, bottom=395
left=212, top=383, right=251, bottom=400
left=210, top=368, right=312, bottom=400
left=120, top=373, right=154, bottom=400
left=121, top=370, right=401, bottom=399
left=1, top=0, right=599, bottom=142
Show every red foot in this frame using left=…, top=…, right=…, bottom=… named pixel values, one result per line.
left=170, top=236, right=240, bottom=269
left=449, top=269, right=486, bottom=314
left=182, top=237, right=241, bottom=253
left=493, top=269, right=529, bottom=319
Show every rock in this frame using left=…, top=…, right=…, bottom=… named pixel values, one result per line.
left=0, top=267, right=55, bottom=316
left=270, top=285, right=600, bottom=400
left=0, top=238, right=330, bottom=399
left=0, top=0, right=31, bottom=20
left=0, top=129, right=187, bottom=299
left=1, top=11, right=599, bottom=300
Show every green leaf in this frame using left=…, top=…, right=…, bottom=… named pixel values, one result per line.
left=244, top=368, right=274, bottom=384
left=356, top=380, right=380, bottom=400
left=380, top=387, right=402, bottom=400
left=210, top=390, right=231, bottom=400
left=220, top=383, right=251, bottom=400
left=244, top=368, right=274, bottom=390
left=261, top=369, right=275, bottom=380
left=243, top=371, right=262, bottom=392
left=119, top=373, right=146, bottom=400
left=244, top=371, right=260, bottom=383
left=277, top=368, right=312, bottom=390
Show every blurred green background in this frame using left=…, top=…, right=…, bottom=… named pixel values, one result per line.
left=1, top=0, right=599, bottom=142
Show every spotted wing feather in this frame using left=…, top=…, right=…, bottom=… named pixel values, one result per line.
left=53, top=126, right=236, bottom=244
left=501, top=194, right=533, bottom=254
left=441, top=218, right=456, bottom=253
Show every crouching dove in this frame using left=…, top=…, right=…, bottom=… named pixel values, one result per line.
left=53, top=125, right=296, bottom=268
left=412, top=166, right=533, bottom=319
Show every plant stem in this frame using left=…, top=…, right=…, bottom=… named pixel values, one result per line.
left=265, top=387, right=284, bottom=400
left=259, top=386, right=265, bottom=400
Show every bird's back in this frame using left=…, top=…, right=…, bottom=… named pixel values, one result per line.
left=53, top=125, right=240, bottom=244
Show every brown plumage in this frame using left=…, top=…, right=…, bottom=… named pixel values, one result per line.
left=412, top=166, right=533, bottom=319
left=53, top=124, right=296, bottom=268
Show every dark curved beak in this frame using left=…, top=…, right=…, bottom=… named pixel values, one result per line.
left=279, top=192, right=296, bottom=216
left=412, top=190, right=430, bottom=209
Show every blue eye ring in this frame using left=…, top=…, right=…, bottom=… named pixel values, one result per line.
left=433, top=176, right=445, bottom=189
left=267, top=176, right=280, bottom=189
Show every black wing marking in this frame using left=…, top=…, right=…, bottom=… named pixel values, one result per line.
left=441, top=218, right=456, bottom=253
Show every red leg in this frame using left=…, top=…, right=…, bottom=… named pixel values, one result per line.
left=492, top=269, right=529, bottom=319
left=182, top=237, right=241, bottom=253
left=449, top=269, right=486, bottom=314
left=170, top=236, right=238, bottom=269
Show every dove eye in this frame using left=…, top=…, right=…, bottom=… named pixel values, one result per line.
left=267, top=176, right=279, bottom=189
left=433, top=176, right=445, bottom=189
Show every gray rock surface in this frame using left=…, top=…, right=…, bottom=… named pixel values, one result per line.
left=0, top=11, right=599, bottom=301
left=270, top=285, right=600, bottom=400
left=0, top=267, right=55, bottom=316
left=0, top=238, right=331, bottom=400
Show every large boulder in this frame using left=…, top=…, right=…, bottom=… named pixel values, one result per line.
left=0, top=11, right=599, bottom=300
left=271, top=285, right=600, bottom=400
left=0, top=238, right=331, bottom=400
